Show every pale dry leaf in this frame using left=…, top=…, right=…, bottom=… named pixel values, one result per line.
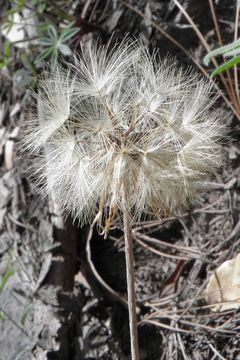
left=105, top=9, right=123, bottom=32
left=10, top=103, right=21, bottom=118
left=0, top=128, right=7, bottom=156
left=205, top=253, right=240, bottom=311
left=4, top=126, right=19, bottom=170
left=0, top=103, right=7, bottom=125
left=144, top=2, right=152, bottom=37
left=2, top=13, right=25, bottom=48
left=75, top=271, right=91, bottom=289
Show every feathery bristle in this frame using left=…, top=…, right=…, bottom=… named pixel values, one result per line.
left=22, top=39, right=226, bottom=230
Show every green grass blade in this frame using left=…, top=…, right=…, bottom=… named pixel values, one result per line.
left=213, top=56, right=240, bottom=75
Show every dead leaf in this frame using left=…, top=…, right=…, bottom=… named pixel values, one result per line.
left=144, top=2, right=152, bottom=37
left=10, top=103, right=21, bottom=118
left=2, top=13, right=25, bottom=48
left=4, top=126, right=19, bottom=170
left=205, top=253, right=240, bottom=311
left=105, top=9, right=123, bottom=32
left=0, top=128, right=7, bottom=156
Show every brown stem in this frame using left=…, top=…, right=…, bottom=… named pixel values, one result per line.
left=122, top=186, right=140, bottom=360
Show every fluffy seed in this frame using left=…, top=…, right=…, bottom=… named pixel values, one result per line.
left=22, top=40, right=226, bottom=231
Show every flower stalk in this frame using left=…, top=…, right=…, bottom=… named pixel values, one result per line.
left=122, top=183, right=139, bottom=360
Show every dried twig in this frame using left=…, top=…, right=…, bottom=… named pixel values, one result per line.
left=133, top=231, right=200, bottom=256
left=122, top=0, right=240, bottom=119
left=208, top=343, right=227, bottom=360
left=135, top=237, right=192, bottom=261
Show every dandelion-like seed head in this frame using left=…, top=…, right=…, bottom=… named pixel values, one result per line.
left=23, top=40, right=226, bottom=232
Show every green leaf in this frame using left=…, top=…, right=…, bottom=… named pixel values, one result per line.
left=60, top=28, right=79, bottom=42
left=0, top=310, right=5, bottom=321
left=20, top=303, right=32, bottom=326
left=47, top=25, right=58, bottom=40
left=0, top=43, right=11, bottom=69
left=2, top=17, right=14, bottom=33
left=58, top=43, right=71, bottom=56
left=39, top=38, right=54, bottom=46
left=16, top=0, right=26, bottom=9
left=224, top=47, right=240, bottom=58
left=35, top=46, right=54, bottom=64
left=59, top=23, right=79, bottom=42
left=213, top=56, right=240, bottom=75
left=37, top=22, right=78, bottom=66
left=37, top=1, right=46, bottom=13
left=204, top=38, right=240, bottom=65
left=50, top=51, right=58, bottom=66
left=4, top=43, right=11, bottom=58
left=0, top=267, right=15, bottom=293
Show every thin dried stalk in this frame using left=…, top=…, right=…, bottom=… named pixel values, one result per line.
left=208, top=0, right=240, bottom=114
left=144, top=312, right=235, bottom=334
left=234, top=2, right=240, bottom=103
left=172, top=0, right=234, bottom=99
left=208, top=0, right=223, bottom=46
left=142, top=319, right=193, bottom=334
left=208, top=344, right=227, bottom=360
left=135, top=237, right=191, bottom=261
left=81, top=0, right=92, bottom=18
left=122, top=0, right=240, bottom=120
left=122, top=185, right=139, bottom=360
left=176, top=332, right=188, bottom=360
left=133, top=231, right=200, bottom=255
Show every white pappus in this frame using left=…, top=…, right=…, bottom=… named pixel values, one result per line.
left=22, top=39, right=226, bottom=232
